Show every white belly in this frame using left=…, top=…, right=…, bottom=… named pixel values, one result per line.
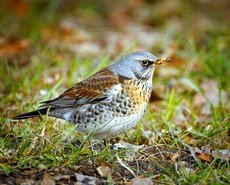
left=91, top=108, right=145, bottom=139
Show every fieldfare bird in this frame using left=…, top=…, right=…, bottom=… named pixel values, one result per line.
left=13, top=51, right=170, bottom=139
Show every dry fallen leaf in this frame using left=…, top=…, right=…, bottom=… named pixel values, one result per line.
left=170, top=153, right=180, bottom=163
left=196, top=153, right=212, bottom=163
left=0, top=37, right=29, bottom=56
left=200, top=146, right=230, bottom=161
left=182, top=134, right=197, bottom=145
left=190, top=146, right=230, bottom=163
left=41, top=172, right=55, bottom=185
left=97, top=165, right=111, bottom=177
left=3, top=0, right=28, bottom=17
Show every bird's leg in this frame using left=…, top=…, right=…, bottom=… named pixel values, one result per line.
left=103, top=139, right=107, bottom=148
left=89, top=140, right=95, bottom=155
left=87, top=140, right=99, bottom=172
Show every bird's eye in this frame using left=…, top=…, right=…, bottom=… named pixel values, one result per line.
left=141, top=60, right=149, bottom=66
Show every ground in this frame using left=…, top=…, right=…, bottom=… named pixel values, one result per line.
left=0, top=0, right=229, bottom=184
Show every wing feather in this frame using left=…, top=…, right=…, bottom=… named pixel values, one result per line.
left=41, top=68, right=121, bottom=108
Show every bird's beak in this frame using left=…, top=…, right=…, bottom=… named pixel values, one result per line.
left=155, top=58, right=171, bottom=65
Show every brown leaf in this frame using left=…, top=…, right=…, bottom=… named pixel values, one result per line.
left=59, top=19, right=78, bottom=39
left=196, top=153, right=212, bottom=162
left=201, top=146, right=230, bottom=161
left=0, top=37, right=29, bottom=56
left=3, top=0, right=28, bottom=17
left=170, top=153, right=180, bottom=163
left=182, top=134, right=197, bottom=145
left=41, top=172, right=55, bottom=185
left=41, top=27, right=58, bottom=42
left=96, top=165, right=111, bottom=177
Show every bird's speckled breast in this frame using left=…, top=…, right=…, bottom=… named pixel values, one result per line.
left=122, top=79, right=152, bottom=111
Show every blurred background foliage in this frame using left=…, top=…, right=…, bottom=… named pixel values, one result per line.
left=0, top=0, right=229, bottom=54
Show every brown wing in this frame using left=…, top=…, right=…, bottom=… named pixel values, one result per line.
left=41, top=68, right=121, bottom=108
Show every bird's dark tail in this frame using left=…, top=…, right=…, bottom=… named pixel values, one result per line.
left=12, top=107, right=52, bottom=120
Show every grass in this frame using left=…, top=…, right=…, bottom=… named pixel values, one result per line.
left=0, top=1, right=229, bottom=184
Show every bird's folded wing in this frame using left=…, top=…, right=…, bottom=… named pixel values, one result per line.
left=40, top=68, right=121, bottom=108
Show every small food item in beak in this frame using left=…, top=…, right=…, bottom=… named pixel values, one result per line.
left=155, top=58, right=171, bottom=65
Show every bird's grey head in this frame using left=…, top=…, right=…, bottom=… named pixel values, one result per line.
left=109, top=51, right=167, bottom=83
